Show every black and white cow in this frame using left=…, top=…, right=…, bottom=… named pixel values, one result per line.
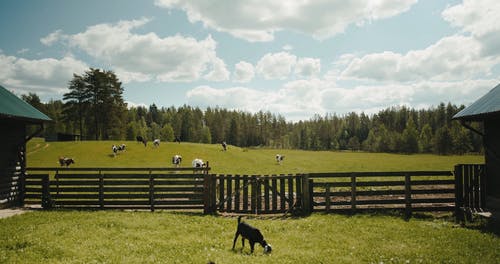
left=221, top=141, right=227, bottom=151
left=192, top=158, right=205, bottom=168
left=172, top=155, right=182, bottom=167
left=275, top=154, right=284, bottom=165
left=59, top=157, right=75, bottom=167
left=117, top=144, right=126, bottom=151
left=153, top=139, right=160, bottom=147
left=136, top=136, right=147, bottom=146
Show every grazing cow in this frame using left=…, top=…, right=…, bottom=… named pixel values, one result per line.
left=222, top=141, right=227, bottom=151
left=112, top=145, right=118, bottom=156
left=172, top=155, right=182, bottom=167
left=153, top=139, right=160, bottom=147
left=174, top=136, right=181, bottom=144
left=117, top=144, right=126, bottom=152
left=58, top=157, right=75, bottom=167
left=276, top=154, right=284, bottom=165
left=136, top=136, right=147, bottom=146
left=192, top=158, right=205, bottom=168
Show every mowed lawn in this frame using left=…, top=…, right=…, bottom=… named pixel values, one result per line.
left=4, top=139, right=495, bottom=263
left=1, top=211, right=499, bottom=264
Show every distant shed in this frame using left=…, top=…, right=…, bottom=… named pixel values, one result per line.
left=0, top=85, right=52, bottom=208
left=453, top=83, right=500, bottom=201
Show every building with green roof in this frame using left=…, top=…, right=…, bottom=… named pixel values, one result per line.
left=453, top=83, right=500, bottom=211
left=0, top=84, right=52, bottom=208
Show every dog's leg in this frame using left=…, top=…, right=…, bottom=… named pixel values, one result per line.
left=232, top=232, right=239, bottom=250
left=241, top=238, right=245, bottom=251
left=250, top=242, right=255, bottom=253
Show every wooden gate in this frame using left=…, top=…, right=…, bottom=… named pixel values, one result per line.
left=212, top=174, right=311, bottom=215
left=454, top=164, right=486, bottom=221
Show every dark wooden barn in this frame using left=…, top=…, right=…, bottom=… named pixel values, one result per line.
left=453, top=83, right=500, bottom=210
left=0, top=85, right=52, bottom=208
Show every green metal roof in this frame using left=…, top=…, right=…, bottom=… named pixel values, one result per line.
left=453, top=83, right=500, bottom=121
left=0, top=85, right=52, bottom=123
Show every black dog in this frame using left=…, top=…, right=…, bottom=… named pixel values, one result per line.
left=232, top=216, right=272, bottom=253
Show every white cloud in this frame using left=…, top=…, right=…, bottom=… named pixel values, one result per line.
left=256, top=52, right=296, bottom=80
left=233, top=61, right=255, bottom=83
left=155, top=0, right=417, bottom=42
left=185, top=78, right=499, bottom=121
left=340, top=35, right=496, bottom=82
left=295, top=57, right=321, bottom=78
left=40, top=29, right=66, bottom=46
left=0, top=53, right=88, bottom=95
left=442, top=0, right=500, bottom=56
left=46, top=18, right=229, bottom=83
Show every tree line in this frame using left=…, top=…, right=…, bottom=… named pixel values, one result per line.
left=22, top=68, right=482, bottom=155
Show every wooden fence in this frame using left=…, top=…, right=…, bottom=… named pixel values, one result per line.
left=309, top=171, right=455, bottom=218
left=454, top=164, right=486, bottom=221
left=212, top=174, right=309, bottom=215
left=24, top=167, right=470, bottom=218
left=25, top=167, right=209, bottom=212
left=0, top=167, right=24, bottom=208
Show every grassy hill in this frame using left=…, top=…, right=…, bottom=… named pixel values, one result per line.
left=26, top=138, right=484, bottom=174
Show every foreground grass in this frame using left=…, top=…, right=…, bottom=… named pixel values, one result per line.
left=0, top=211, right=498, bottom=263
left=26, top=138, right=483, bottom=175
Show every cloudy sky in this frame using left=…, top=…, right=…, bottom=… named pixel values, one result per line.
left=1, top=0, right=499, bottom=121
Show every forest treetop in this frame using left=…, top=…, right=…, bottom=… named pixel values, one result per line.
left=21, top=68, right=481, bottom=155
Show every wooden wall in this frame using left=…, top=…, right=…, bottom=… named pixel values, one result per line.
left=0, top=119, right=26, bottom=208
left=485, top=118, right=500, bottom=199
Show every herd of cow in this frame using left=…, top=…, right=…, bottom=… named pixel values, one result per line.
left=58, top=137, right=285, bottom=168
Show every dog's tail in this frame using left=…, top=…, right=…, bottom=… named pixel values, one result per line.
left=237, top=215, right=243, bottom=224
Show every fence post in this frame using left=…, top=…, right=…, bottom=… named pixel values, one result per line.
left=325, top=183, right=331, bottom=213
left=203, top=174, right=215, bottom=214
left=99, top=170, right=104, bottom=209
left=351, top=173, right=357, bottom=214
left=404, top=173, right=412, bottom=220
left=454, top=165, right=464, bottom=223
left=41, top=174, right=51, bottom=209
left=149, top=170, right=155, bottom=212
left=301, top=174, right=311, bottom=215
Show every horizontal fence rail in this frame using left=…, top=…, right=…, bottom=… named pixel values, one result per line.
left=309, top=171, right=455, bottom=217
left=0, top=167, right=24, bottom=208
left=24, top=167, right=472, bottom=218
left=25, top=167, right=210, bottom=212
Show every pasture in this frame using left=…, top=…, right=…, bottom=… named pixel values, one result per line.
left=26, top=138, right=483, bottom=174
left=2, top=138, right=496, bottom=263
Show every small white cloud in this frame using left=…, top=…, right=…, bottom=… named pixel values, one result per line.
left=282, top=45, right=293, bottom=51
left=17, top=48, right=29, bottom=54
left=233, top=61, right=255, bottom=83
left=256, top=52, right=297, bottom=80
left=41, top=29, right=66, bottom=46
left=295, top=57, right=321, bottom=78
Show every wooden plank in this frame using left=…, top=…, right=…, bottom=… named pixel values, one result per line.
left=279, top=177, right=286, bottom=210
left=155, top=193, right=204, bottom=199
left=155, top=187, right=203, bottom=192
left=351, top=173, right=356, bottom=212
left=287, top=176, right=293, bottom=209
left=309, top=171, right=452, bottom=178
left=264, top=176, right=270, bottom=212
left=243, top=175, right=248, bottom=212
left=405, top=173, right=412, bottom=219
left=153, top=200, right=204, bottom=206
left=28, top=167, right=210, bottom=172
left=256, top=177, right=262, bottom=214
left=234, top=175, right=240, bottom=212
left=295, top=175, right=301, bottom=211
left=271, top=177, right=277, bottom=211
left=251, top=176, right=256, bottom=213
left=49, top=180, right=99, bottom=186
left=52, top=194, right=99, bottom=199
left=227, top=175, right=233, bottom=212
left=219, top=175, right=225, bottom=211
left=325, top=184, right=331, bottom=212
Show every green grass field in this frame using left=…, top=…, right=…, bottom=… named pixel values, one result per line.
left=26, top=138, right=483, bottom=174
left=1, top=138, right=495, bottom=263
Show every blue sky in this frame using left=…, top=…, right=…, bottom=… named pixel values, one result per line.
left=1, top=0, right=499, bottom=121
